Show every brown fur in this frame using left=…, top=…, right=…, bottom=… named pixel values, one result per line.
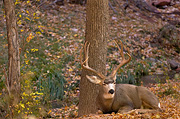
left=96, top=84, right=160, bottom=114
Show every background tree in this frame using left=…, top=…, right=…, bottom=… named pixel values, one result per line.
left=78, top=0, right=109, bottom=116
left=3, top=0, right=20, bottom=117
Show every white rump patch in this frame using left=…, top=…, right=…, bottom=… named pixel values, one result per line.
left=158, top=103, right=161, bottom=108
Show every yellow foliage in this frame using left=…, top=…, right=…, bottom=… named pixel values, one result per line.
left=26, top=10, right=29, bottom=14
left=25, top=60, right=29, bottom=65
left=24, top=53, right=27, bottom=58
left=26, top=33, right=33, bottom=42
left=26, top=17, right=30, bottom=21
left=36, top=31, right=41, bottom=35
left=17, top=20, right=22, bottom=25
left=15, top=0, right=20, bottom=5
left=31, top=48, right=38, bottom=52
left=15, top=71, right=45, bottom=117
left=20, top=103, right=25, bottom=108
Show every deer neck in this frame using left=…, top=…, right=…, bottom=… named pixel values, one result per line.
left=97, top=87, right=115, bottom=112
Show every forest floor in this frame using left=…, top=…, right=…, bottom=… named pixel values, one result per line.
left=50, top=80, right=180, bottom=118
left=0, top=0, right=180, bottom=118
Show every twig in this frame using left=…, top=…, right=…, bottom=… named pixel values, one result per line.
left=38, top=0, right=48, bottom=8
left=109, top=2, right=118, bottom=14
left=3, top=67, right=11, bottom=95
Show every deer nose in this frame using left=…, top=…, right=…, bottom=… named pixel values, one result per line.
left=109, top=89, right=115, bottom=94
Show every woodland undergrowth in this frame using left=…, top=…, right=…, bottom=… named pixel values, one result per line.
left=0, top=0, right=179, bottom=118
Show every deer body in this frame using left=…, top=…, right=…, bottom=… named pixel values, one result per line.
left=80, top=40, right=160, bottom=114
left=97, top=84, right=160, bottom=113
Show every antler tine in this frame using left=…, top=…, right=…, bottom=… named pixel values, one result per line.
left=80, top=42, right=88, bottom=66
left=84, top=42, right=89, bottom=67
left=110, top=40, right=131, bottom=77
left=80, top=41, right=105, bottom=79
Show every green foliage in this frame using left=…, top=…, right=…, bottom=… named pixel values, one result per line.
left=133, top=62, right=150, bottom=85
left=134, top=62, right=150, bottom=78
left=0, top=0, right=72, bottom=117
left=116, top=70, right=136, bottom=84
left=115, top=58, right=151, bottom=85
left=35, top=63, right=66, bottom=101
left=158, top=81, right=180, bottom=99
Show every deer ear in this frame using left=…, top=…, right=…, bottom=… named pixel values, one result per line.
left=86, top=75, right=102, bottom=84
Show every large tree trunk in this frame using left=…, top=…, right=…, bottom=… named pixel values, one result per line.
left=3, top=0, right=20, bottom=117
left=78, top=0, right=109, bottom=116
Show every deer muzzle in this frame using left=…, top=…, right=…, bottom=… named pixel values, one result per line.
left=109, top=89, right=115, bottom=94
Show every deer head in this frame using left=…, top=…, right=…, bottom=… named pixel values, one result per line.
left=80, top=40, right=131, bottom=99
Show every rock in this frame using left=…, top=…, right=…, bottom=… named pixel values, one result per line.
left=153, top=0, right=171, bottom=7
left=175, top=67, right=180, bottom=73
left=140, top=70, right=177, bottom=87
left=157, top=25, right=180, bottom=50
left=55, top=0, right=64, bottom=6
left=168, top=59, right=179, bottom=70
left=140, top=74, right=166, bottom=87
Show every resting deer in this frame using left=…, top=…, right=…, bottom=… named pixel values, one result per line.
left=80, top=40, right=161, bottom=114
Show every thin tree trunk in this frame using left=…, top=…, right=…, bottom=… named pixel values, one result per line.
left=3, top=0, right=20, bottom=118
left=78, top=0, right=109, bottom=116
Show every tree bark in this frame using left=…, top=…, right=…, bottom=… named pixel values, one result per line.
left=3, top=0, right=20, bottom=117
left=78, top=0, right=109, bottom=116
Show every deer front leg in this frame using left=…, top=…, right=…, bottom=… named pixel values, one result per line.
left=117, top=105, right=134, bottom=114
left=96, top=110, right=103, bottom=114
left=123, top=109, right=158, bottom=114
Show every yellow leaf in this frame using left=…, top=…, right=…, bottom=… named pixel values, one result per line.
left=74, top=34, right=78, bottom=37
left=24, top=53, right=27, bottom=58
left=26, top=17, right=30, bottom=21
left=48, top=110, right=52, bottom=114
left=26, top=33, right=33, bottom=42
left=17, top=20, right=22, bottom=25
left=36, top=31, right=41, bottom=35
left=64, top=106, right=68, bottom=111
left=69, top=68, right=73, bottom=71
left=142, top=56, right=145, bottom=60
left=33, top=13, right=36, bottom=16
left=25, top=60, right=29, bottom=64
left=156, top=114, right=160, bottom=118
left=27, top=1, right=30, bottom=4
left=20, top=103, right=25, bottom=108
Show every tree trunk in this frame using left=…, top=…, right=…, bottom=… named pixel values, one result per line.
left=3, top=0, right=20, bottom=117
left=78, top=0, right=109, bottom=116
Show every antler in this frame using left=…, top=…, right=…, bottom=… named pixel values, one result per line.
left=110, top=40, right=131, bottom=78
left=80, top=42, right=105, bottom=79
left=80, top=40, right=131, bottom=80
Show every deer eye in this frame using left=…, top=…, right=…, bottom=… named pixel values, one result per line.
left=103, top=83, right=107, bottom=85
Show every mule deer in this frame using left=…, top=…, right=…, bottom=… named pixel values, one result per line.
left=80, top=40, right=161, bottom=114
